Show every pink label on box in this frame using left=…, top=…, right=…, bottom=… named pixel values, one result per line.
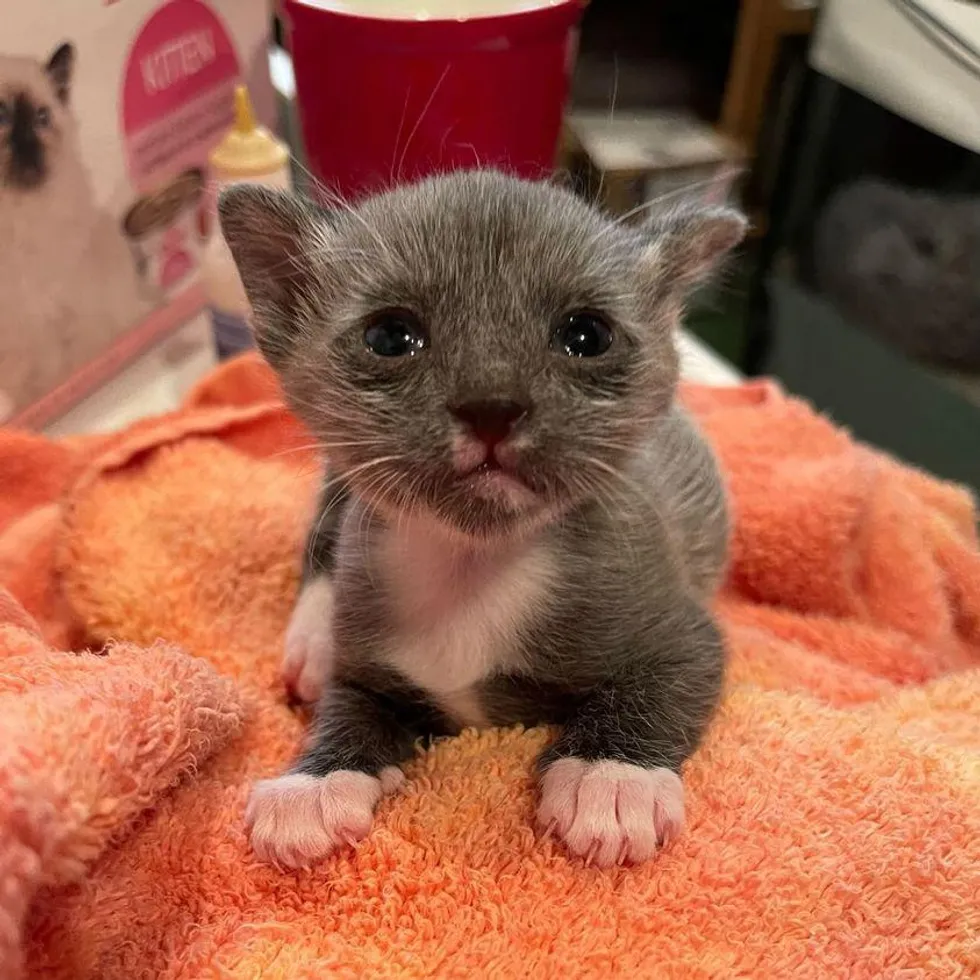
left=122, top=0, right=239, bottom=189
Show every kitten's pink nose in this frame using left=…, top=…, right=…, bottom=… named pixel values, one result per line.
left=451, top=399, right=529, bottom=450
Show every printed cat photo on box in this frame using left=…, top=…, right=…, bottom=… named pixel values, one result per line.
left=0, top=42, right=148, bottom=422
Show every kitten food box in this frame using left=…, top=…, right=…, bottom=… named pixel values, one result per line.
left=1, top=0, right=275, bottom=428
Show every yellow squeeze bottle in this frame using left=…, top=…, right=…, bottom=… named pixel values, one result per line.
left=202, top=85, right=292, bottom=358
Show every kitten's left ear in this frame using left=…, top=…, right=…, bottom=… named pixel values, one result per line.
left=643, top=204, right=747, bottom=292
left=219, top=185, right=325, bottom=368
left=46, top=43, right=74, bottom=104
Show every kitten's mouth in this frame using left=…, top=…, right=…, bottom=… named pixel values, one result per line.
left=461, top=456, right=520, bottom=481
left=469, top=457, right=503, bottom=475
left=457, top=457, right=535, bottom=505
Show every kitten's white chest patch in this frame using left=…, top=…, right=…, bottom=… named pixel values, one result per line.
left=379, top=520, right=553, bottom=724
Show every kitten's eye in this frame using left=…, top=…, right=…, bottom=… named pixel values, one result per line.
left=35, top=106, right=51, bottom=128
left=364, top=310, right=428, bottom=357
left=552, top=312, right=613, bottom=358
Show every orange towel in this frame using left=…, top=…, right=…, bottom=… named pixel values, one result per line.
left=0, top=593, right=244, bottom=980
left=1, top=354, right=978, bottom=979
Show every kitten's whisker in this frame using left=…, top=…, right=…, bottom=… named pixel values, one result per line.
left=305, top=494, right=334, bottom=573
left=301, top=180, right=399, bottom=264
left=337, top=454, right=406, bottom=486
left=608, top=54, right=620, bottom=124
left=270, top=435, right=397, bottom=465
left=311, top=455, right=403, bottom=529
left=354, top=471, right=388, bottom=553
left=268, top=443, right=325, bottom=461
left=612, top=170, right=745, bottom=227
left=566, top=464, right=642, bottom=569
left=590, top=453, right=675, bottom=540
left=287, top=155, right=322, bottom=194
left=389, top=87, right=413, bottom=186
left=395, top=64, right=451, bottom=184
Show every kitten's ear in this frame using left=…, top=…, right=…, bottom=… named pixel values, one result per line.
left=218, top=185, right=323, bottom=367
left=46, top=43, right=74, bottom=104
left=643, top=204, right=747, bottom=292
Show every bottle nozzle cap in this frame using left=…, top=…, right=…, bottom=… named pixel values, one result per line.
left=209, top=84, right=290, bottom=179
left=233, top=85, right=257, bottom=134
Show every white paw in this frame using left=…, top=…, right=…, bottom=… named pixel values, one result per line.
left=536, top=758, right=684, bottom=868
left=245, top=768, right=404, bottom=869
left=282, top=576, right=334, bottom=702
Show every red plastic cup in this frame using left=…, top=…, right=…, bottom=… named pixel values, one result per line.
left=283, top=0, right=585, bottom=200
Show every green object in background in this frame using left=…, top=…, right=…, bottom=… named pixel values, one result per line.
left=685, top=255, right=752, bottom=366
left=766, top=278, right=980, bottom=493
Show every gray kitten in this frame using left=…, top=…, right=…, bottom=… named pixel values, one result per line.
left=219, top=171, right=745, bottom=870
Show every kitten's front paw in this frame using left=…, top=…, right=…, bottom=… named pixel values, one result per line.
left=536, top=758, right=684, bottom=868
left=245, top=768, right=404, bottom=869
left=282, top=577, right=334, bottom=702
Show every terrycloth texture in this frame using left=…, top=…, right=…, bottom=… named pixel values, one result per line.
left=1, top=353, right=978, bottom=978
left=0, top=593, right=244, bottom=980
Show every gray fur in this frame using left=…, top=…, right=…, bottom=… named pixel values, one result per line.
left=220, top=170, right=744, bottom=782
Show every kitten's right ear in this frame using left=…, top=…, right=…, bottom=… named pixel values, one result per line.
left=643, top=203, right=747, bottom=292
left=218, top=185, right=323, bottom=367
left=46, top=43, right=74, bottom=103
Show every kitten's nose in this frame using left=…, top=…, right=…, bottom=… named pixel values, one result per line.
left=451, top=399, right=529, bottom=449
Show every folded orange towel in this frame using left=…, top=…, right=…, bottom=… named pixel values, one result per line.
left=1, top=355, right=977, bottom=978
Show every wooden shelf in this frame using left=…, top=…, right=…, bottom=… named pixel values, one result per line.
left=719, top=0, right=816, bottom=159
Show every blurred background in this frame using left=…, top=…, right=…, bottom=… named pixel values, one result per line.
left=4, top=0, right=978, bottom=491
